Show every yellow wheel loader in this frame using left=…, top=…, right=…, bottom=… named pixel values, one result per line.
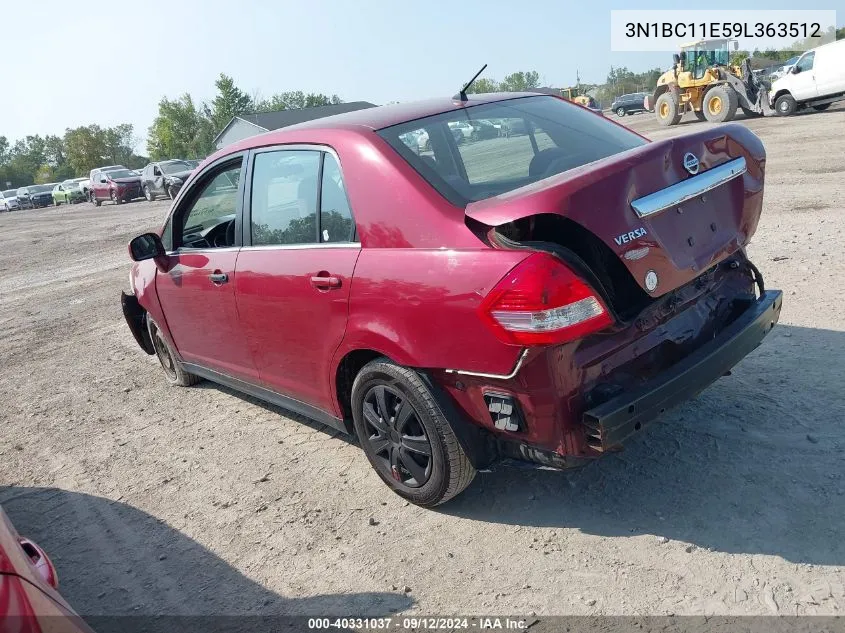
left=646, top=39, right=774, bottom=126
left=560, top=87, right=602, bottom=114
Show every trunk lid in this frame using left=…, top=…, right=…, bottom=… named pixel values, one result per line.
left=466, top=123, right=765, bottom=297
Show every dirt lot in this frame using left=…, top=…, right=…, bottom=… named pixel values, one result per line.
left=1, top=104, right=844, bottom=624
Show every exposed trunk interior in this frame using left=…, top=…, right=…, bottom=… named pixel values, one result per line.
left=493, top=214, right=656, bottom=321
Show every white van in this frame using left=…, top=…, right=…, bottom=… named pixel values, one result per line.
left=770, top=39, right=845, bottom=115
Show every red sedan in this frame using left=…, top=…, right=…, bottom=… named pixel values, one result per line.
left=122, top=92, right=781, bottom=506
left=0, top=505, right=93, bottom=631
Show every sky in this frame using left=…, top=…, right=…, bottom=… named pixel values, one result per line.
left=1, top=0, right=842, bottom=151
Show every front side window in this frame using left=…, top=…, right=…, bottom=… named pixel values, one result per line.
left=178, top=163, right=242, bottom=248
left=250, top=150, right=321, bottom=246
left=795, top=52, right=815, bottom=73
left=379, top=96, right=645, bottom=205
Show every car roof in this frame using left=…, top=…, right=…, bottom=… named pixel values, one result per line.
left=208, top=93, right=556, bottom=163
left=258, top=93, right=548, bottom=136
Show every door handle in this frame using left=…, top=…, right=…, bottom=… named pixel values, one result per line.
left=310, top=275, right=341, bottom=289
left=209, top=272, right=229, bottom=284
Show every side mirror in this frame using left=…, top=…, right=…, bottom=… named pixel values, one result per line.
left=129, top=233, right=165, bottom=262
left=100, top=176, right=108, bottom=183
left=791, top=65, right=800, bottom=74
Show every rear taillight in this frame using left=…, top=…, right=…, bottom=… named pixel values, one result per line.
left=480, top=252, right=612, bottom=346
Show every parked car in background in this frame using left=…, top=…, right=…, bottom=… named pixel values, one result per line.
left=90, top=168, right=142, bottom=206
left=122, top=93, right=780, bottom=506
left=53, top=178, right=87, bottom=205
left=140, top=159, right=197, bottom=201
left=0, top=505, right=94, bottom=631
left=16, top=186, right=34, bottom=209
left=29, top=184, right=57, bottom=208
left=447, top=120, right=475, bottom=140
left=469, top=119, right=500, bottom=140
left=770, top=39, right=845, bottom=115
left=87, top=165, right=126, bottom=202
left=611, top=92, right=650, bottom=116
left=1, top=189, right=20, bottom=211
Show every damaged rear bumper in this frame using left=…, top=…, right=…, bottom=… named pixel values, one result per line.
left=121, top=291, right=155, bottom=355
left=583, top=289, right=783, bottom=450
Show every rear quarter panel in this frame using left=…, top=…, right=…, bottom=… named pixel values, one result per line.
left=338, top=248, right=528, bottom=374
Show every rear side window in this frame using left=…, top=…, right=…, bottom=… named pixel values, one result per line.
left=320, top=154, right=354, bottom=243
left=250, top=150, right=321, bottom=246
left=378, top=96, right=645, bottom=205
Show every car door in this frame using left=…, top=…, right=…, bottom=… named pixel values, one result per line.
left=787, top=52, right=818, bottom=101
left=151, top=164, right=167, bottom=195
left=154, top=154, right=260, bottom=381
left=91, top=171, right=106, bottom=200
left=235, top=147, right=360, bottom=413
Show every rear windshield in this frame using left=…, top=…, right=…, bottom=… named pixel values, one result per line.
left=161, top=160, right=192, bottom=174
left=107, top=169, right=135, bottom=179
left=2, top=190, right=14, bottom=197
left=30, top=185, right=53, bottom=193
left=378, top=96, right=646, bottom=205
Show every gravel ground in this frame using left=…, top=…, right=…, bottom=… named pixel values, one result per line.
left=1, top=104, right=844, bottom=624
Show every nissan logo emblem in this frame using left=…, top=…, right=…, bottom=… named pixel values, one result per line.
left=683, top=153, right=700, bottom=175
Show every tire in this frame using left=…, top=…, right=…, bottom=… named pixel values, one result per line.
left=655, top=92, right=682, bottom=126
left=616, top=107, right=626, bottom=117
left=144, top=185, right=155, bottom=201
left=812, top=103, right=831, bottom=112
left=694, top=110, right=707, bottom=121
left=703, top=85, right=738, bottom=123
left=111, top=190, right=122, bottom=205
left=775, top=93, right=797, bottom=116
left=351, top=358, right=476, bottom=507
left=167, top=185, right=176, bottom=200
left=91, top=192, right=101, bottom=207
left=148, top=319, right=200, bottom=387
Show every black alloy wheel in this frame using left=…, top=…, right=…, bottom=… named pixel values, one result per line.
left=360, top=384, right=433, bottom=489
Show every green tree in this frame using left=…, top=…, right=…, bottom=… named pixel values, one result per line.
left=464, top=77, right=500, bottom=94
left=499, top=71, right=540, bottom=92
left=254, top=91, right=342, bottom=112
left=205, top=73, right=253, bottom=132
left=147, top=94, right=214, bottom=160
left=63, top=124, right=137, bottom=175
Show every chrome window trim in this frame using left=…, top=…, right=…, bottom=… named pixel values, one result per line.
left=167, top=246, right=241, bottom=256
left=630, top=156, right=747, bottom=219
left=240, top=242, right=361, bottom=252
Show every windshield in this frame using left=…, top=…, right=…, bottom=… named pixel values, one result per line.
left=106, top=169, right=136, bottom=179
left=2, top=190, right=15, bottom=197
left=161, top=161, right=192, bottom=175
left=30, top=185, right=54, bottom=193
left=378, top=96, right=645, bottom=205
